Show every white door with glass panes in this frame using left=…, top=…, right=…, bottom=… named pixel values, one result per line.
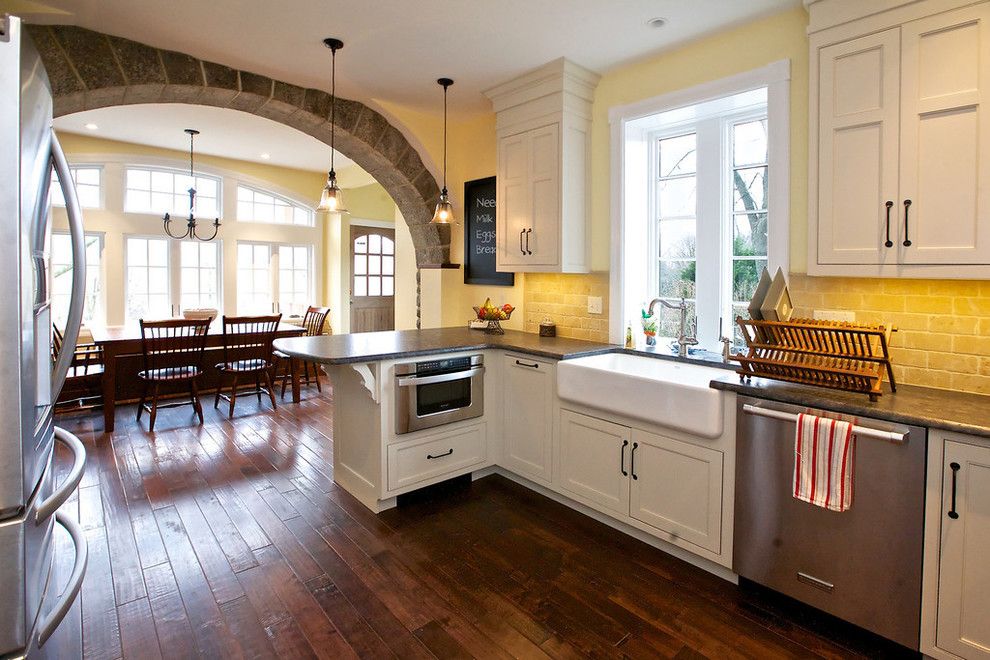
left=350, top=227, right=395, bottom=333
left=649, top=95, right=770, bottom=350
left=126, top=236, right=222, bottom=321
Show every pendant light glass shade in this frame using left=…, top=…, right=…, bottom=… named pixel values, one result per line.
left=431, top=78, right=455, bottom=224
left=317, top=37, right=347, bottom=214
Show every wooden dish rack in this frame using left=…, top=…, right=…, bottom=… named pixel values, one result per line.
left=733, top=317, right=896, bottom=401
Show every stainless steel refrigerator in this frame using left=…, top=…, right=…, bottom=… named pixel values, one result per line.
left=1, top=14, right=89, bottom=659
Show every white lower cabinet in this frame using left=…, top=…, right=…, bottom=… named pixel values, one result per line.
left=387, top=423, right=487, bottom=492
left=556, top=410, right=631, bottom=517
left=555, top=409, right=724, bottom=556
left=501, top=354, right=555, bottom=485
left=629, top=430, right=723, bottom=554
left=927, top=437, right=990, bottom=659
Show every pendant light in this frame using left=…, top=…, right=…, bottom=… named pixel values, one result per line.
left=431, top=78, right=454, bottom=224
left=163, top=128, right=221, bottom=241
left=317, top=37, right=347, bottom=213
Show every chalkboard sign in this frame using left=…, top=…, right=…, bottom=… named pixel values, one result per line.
left=463, top=176, right=514, bottom=286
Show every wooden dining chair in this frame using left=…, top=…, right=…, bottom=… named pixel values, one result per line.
left=137, top=318, right=211, bottom=432
left=214, top=314, right=281, bottom=418
left=52, top=323, right=105, bottom=412
left=276, top=306, right=330, bottom=399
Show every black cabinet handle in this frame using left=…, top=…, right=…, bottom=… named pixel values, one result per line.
left=620, top=440, right=629, bottom=476
left=630, top=442, right=639, bottom=480
left=514, top=359, right=539, bottom=369
left=525, top=228, right=532, bottom=255
left=519, top=229, right=526, bottom=255
left=427, top=448, right=453, bottom=460
left=902, top=199, right=912, bottom=247
left=884, top=201, right=894, bottom=248
left=948, top=461, right=960, bottom=519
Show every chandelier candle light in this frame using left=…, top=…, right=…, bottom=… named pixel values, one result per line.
left=163, top=128, right=221, bottom=241
left=431, top=77, right=455, bottom=224
left=317, top=37, right=347, bottom=213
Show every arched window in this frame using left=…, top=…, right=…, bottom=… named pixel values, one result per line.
left=236, top=184, right=314, bottom=227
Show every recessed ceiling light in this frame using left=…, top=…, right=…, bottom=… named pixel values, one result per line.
left=260, top=153, right=271, bottom=160
left=84, top=122, right=99, bottom=130
left=646, top=17, right=667, bottom=28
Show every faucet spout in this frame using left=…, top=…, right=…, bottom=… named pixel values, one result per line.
left=645, top=296, right=699, bottom=358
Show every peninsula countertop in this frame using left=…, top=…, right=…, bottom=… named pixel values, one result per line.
left=273, top=327, right=617, bottom=365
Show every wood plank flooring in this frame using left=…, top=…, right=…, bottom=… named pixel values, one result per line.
left=52, top=385, right=914, bottom=659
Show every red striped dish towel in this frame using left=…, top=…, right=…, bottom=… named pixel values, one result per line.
left=793, top=413, right=856, bottom=511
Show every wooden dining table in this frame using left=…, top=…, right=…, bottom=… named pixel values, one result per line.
left=90, top=321, right=306, bottom=432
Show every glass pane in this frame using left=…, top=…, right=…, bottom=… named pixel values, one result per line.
left=127, top=239, right=147, bottom=265
left=659, top=133, right=696, bottom=177
left=238, top=201, right=253, bottom=219
left=382, top=276, right=394, bottom=296
left=382, top=256, right=394, bottom=276
left=733, top=213, right=768, bottom=257
left=197, top=178, right=218, bottom=197
left=294, top=208, right=310, bottom=226
left=732, top=303, right=750, bottom=347
left=238, top=186, right=253, bottom=202
left=77, top=185, right=100, bottom=208
left=278, top=245, right=292, bottom=267
left=368, top=255, right=381, bottom=275
left=659, top=260, right=695, bottom=299
left=354, top=255, right=367, bottom=275
left=368, top=234, right=381, bottom=254
left=128, top=268, right=148, bottom=294
left=276, top=205, right=293, bottom=224
left=196, top=197, right=218, bottom=218
left=201, top=244, right=217, bottom=268
left=294, top=272, right=307, bottom=295
left=732, top=166, right=767, bottom=212
left=354, top=236, right=367, bottom=254
left=125, top=189, right=150, bottom=212
left=148, top=240, right=168, bottom=267
left=382, top=237, right=395, bottom=255
left=151, top=191, right=172, bottom=213
left=151, top=170, right=172, bottom=193
left=368, top=276, right=381, bottom=296
left=238, top=243, right=252, bottom=263
left=658, top=177, right=696, bottom=218
left=256, top=202, right=273, bottom=222
left=254, top=245, right=269, bottom=264
left=148, top=267, right=168, bottom=294
left=127, top=168, right=150, bottom=190
left=181, top=268, right=198, bottom=294
left=733, top=119, right=768, bottom=166
left=76, top=168, right=99, bottom=185
left=658, top=218, right=696, bottom=259
left=656, top=301, right=696, bottom=340
left=180, top=241, right=198, bottom=264
left=353, top=276, right=367, bottom=296
left=253, top=270, right=268, bottom=292
left=295, top=247, right=307, bottom=264
left=733, top=258, right=768, bottom=303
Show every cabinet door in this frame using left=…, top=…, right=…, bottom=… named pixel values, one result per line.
left=497, top=131, right=530, bottom=268
left=900, top=4, right=990, bottom=265
left=556, top=410, right=630, bottom=517
left=816, top=29, right=901, bottom=265
left=629, top=429, right=723, bottom=553
left=527, top=124, right=560, bottom=266
left=501, top=355, right=554, bottom=484
left=936, top=440, right=990, bottom=659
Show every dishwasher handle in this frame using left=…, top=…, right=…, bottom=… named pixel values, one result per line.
left=742, top=403, right=908, bottom=443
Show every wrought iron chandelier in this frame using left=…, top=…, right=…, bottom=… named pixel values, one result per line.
left=163, top=128, right=221, bottom=241
left=316, top=37, right=347, bottom=213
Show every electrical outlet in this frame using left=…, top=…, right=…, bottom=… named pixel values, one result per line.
left=587, top=296, right=603, bottom=314
left=814, top=309, right=856, bottom=322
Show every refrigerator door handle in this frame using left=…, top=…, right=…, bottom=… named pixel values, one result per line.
left=35, top=511, right=88, bottom=647
left=50, top=132, right=87, bottom=398
left=35, top=427, right=86, bottom=523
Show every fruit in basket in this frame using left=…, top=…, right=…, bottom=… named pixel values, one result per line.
left=475, top=299, right=513, bottom=320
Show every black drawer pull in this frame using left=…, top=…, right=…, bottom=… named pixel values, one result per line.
left=427, top=448, right=454, bottom=460
left=514, top=359, right=539, bottom=369
left=630, top=442, right=639, bottom=480
left=902, top=199, right=912, bottom=247
left=519, top=229, right=526, bottom=255
left=525, top=228, right=532, bottom=255
left=948, top=461, right=960, bottom=519
left=884, top=200, right=894, bottom=248
left=620, top=439, right=629, bottom=476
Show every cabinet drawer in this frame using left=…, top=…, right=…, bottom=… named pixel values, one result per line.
left=387, top=424, right=487, bottom=492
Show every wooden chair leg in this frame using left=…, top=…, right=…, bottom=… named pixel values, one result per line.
left=228, top=373, right=239, bottom=419
left=148, top=383, right=160, bottom=432
left=137, top=381, right=147, bottom=421
left=254, top=372, right=262, bottom=403
left=214, top=373, right=223, bottom=409
left=280, top=365, right=289, bottom=400
left=263, top=368, right=277, bottom=411
left=190, top=379, right=204, bottom=424
left=314, top=362, right=322, bottom=393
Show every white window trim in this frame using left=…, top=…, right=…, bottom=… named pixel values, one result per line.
left=51, top=164, right=105, bottom=210
left=608, top=59, right=790, bottom=345
left=123, top=234, right=224, bottom=320
left=235, top=239, right=316, bottom=315
left=236, top=183, right=315, bottom=227
left=122, top=164, right=223, bottom=217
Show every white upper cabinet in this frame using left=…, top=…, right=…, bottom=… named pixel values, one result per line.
left=485, top=59, right=599, bottom=273
left=808, top=0, right=990, bottom=277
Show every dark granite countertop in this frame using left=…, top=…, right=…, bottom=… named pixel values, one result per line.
left=273, top=327, right=617, bottom=365
left=711, top=376, right=990, bottom=439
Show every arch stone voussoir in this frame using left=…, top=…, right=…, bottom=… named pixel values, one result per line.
left=28, top=24, right=449, bottom=268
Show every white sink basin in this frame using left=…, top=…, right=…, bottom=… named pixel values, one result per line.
left=557, top=353, right=725, bottom=439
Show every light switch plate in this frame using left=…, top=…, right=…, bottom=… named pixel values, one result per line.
left=814, top=309, right=856, bottom=322
left=587, top=296, right=603, bottom=314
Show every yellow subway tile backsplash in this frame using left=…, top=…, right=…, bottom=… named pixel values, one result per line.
left=524, top=272, right=610, bottom=343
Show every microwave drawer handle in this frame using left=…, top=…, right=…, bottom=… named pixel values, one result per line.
left=514, top=359, right=539, bottom=369
left=741, top=403, right=908, bottom=443
left=427, top=448, right=454, bottom=460
left=396, top=366, right=484, bottom=387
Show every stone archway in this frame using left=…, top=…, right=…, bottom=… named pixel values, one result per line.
left=27, top=24, right=451, bottom=268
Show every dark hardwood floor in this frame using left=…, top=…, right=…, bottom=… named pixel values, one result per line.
left=51, top=384, right=910, bottom=659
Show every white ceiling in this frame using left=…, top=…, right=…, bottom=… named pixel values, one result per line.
left=24, top=0, right=801, bottom=115
left=54, top=103, right=379, bottom=186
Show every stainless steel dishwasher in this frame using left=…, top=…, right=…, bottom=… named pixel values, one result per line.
left=733, top=396, right=926, bottom=650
